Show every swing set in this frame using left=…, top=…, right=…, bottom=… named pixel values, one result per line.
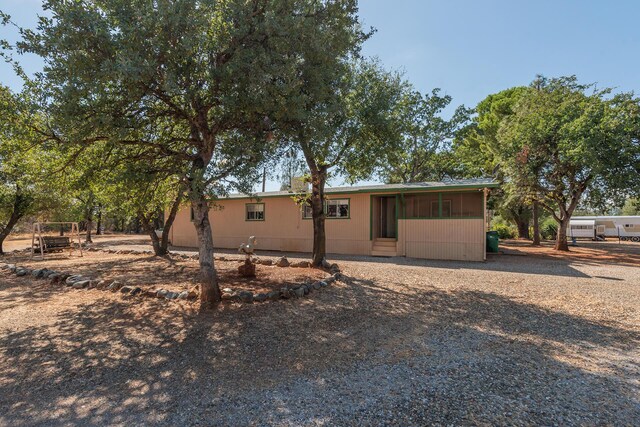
left=31, top=222, right=83, bottom=259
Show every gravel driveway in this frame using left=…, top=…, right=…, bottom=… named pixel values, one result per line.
left=0, top=241, right=638, bottom=426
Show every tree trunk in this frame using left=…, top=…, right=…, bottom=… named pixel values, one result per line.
left=142, top=193, right=183, bottom=256
left=0, top=215, right=21, bottom=255
left=191, top=193, right=221, bottom=308
left=160, top=192, right=182, bottom=254
left=532, top=200, right=541, bottom=245
left=0, top=193, right=26, bottom=255
left=310, top=167, right=327, bottom=267
left=85, top=217, right=93, bottom=243
left=515, top=217, right=530, bottom=240
left=96, top=206, right=103, bottom=235
left=555, top=218, right=570, bottom=251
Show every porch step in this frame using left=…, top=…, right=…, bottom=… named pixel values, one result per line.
left=371, top=249, right=397, bottom=257
left=373, top=239, right=397, bottom=247
left=371, top=238, right=397, bottom=256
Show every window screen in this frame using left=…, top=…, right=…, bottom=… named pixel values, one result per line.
left=404, top=193, right=439, bottom=218
left=246, top=203, right=265, bottom=221
left=443, top=192, right=483, bottom=218
left=326, top=199, right=349, bottom=218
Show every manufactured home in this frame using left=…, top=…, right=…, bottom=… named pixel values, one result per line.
left=170, top=179, right=498, bottom=262
left=571, top=215, right=640, bottom=242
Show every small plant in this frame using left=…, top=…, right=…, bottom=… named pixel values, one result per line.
left=493, top=223, right=516, bottom=239
left=541, top=218, right=558, bottom=240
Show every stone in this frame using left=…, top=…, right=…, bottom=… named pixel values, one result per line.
left=321, top=258, right=332, bottom=269
left=238, top=259, right=256, bottom=277
left=120, top=285, right=133, bottom=294
left=94, top=280, right=106, bottom=289
left=324, top=276, right=336, bottom=284
left=267, top=291, right=280, bottom=301
left=329, top=263, right=340, bottom=273
left=16, top=269, right=28, bottom=277
left=165, top=291, right=178, bottom=300
left=221, top=292, right=235, bottom=301
left=73, top=280, right=90, bottom=289
left=48, top=273, right=61, bottom=283
left=156, top=289, right=168, bottom=298
left=280, top=287, right=292, bottom=299
left=293, top=287, right=305, bottom=298
left=254, top=293, right=268, bottom=303
left=178, top=291, right=189, bottom=299
left=31, top=269, right=43, bottom=278
left=257, top=259, right=273, bottom=266
left=312, top=281, right=322, bottom=290
left=319, top=281, right=328, bottom=287
left=43, top=270, right=56, bottom=278
left=303, top=284, right=311, bottom=295
left=7, top=264, right=16, bottom=272
left=238, top=291, right=254, bottom=303
left=276, top=256, right=290, bottom=267
left=130, top=287, right=142, bottom=296
left=65, top=275, right=83, bottom=285
left=291, top=260, right=311, bottom=268
left=107, top=281, right=122, bottom=291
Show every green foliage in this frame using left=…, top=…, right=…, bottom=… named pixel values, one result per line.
left=621, top=198, right=640, bottom=215
left=498, top=76, right=639, bottom=218
left=492, top=223, right=516, bottom=240
left=0, top=85, right=63, bottom=247
left=540, top=217, right=558, bottom=240
left=377, top=88, right=471, bottom=183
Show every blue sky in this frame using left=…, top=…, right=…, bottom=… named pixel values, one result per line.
left=1, top=0, right=639, bottom=190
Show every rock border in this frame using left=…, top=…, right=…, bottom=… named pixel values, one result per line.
left=0, top=251, right=343, bottom=305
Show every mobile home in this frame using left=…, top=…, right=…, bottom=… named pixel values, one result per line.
left=170, top=179, right=498, bottom=261
left=571, top=215, right=640, bottom=242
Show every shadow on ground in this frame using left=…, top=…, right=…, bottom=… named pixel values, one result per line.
left=0, top=269, right=638, bottom=425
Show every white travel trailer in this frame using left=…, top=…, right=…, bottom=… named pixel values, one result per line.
left=566, top=219, right=598, bottom=240
left=571, top=216, right=640, bottom=242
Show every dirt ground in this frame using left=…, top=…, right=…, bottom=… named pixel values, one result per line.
left=0, top=236, right=639, bottom=426
left=2, top=250, right=326, bottom=296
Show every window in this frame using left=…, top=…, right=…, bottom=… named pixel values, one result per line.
left=572, top=225, right=591, bottom=230
left=190, top=208, right=195, bottom=222
left=302, top=204, right=313, bottom=219
left=302, top=200, right=350, bottom=219
left=404, top=193, right=439, bottom=218
left=326, top=199, right=350, bottom=218
left=245, top=203, right=265, bottom=221
left=446, top=192, right=483, bottom=218
left=403, top=191, right=484, bottom=219
left=441, top=199, right=452, bottom=217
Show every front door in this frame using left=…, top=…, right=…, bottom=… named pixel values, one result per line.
left=377, top=196, right=397, bottom=239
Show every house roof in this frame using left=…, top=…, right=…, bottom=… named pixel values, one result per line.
left=224, top=178, right=499, bottom=200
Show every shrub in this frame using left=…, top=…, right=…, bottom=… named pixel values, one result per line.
left=541, top=218, right=558, bottom=240
left=492, top=223, right=516, bottom=239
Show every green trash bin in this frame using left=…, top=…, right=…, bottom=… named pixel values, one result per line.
left=486, top=231, right=499, bottom=253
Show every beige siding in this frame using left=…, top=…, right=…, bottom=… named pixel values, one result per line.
left=170, top=190, right=488, bottom=262
left=172, top=194, right=372, bottom=256
left=400, top=219, right=485, bottom=261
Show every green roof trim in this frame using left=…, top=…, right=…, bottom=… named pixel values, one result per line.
left=216, top=179, right=499, bottom=201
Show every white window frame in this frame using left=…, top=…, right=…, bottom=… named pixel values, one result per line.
left=245, top=203, right=265, bottom=221
left=326, top=199, right=350, bottom=219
